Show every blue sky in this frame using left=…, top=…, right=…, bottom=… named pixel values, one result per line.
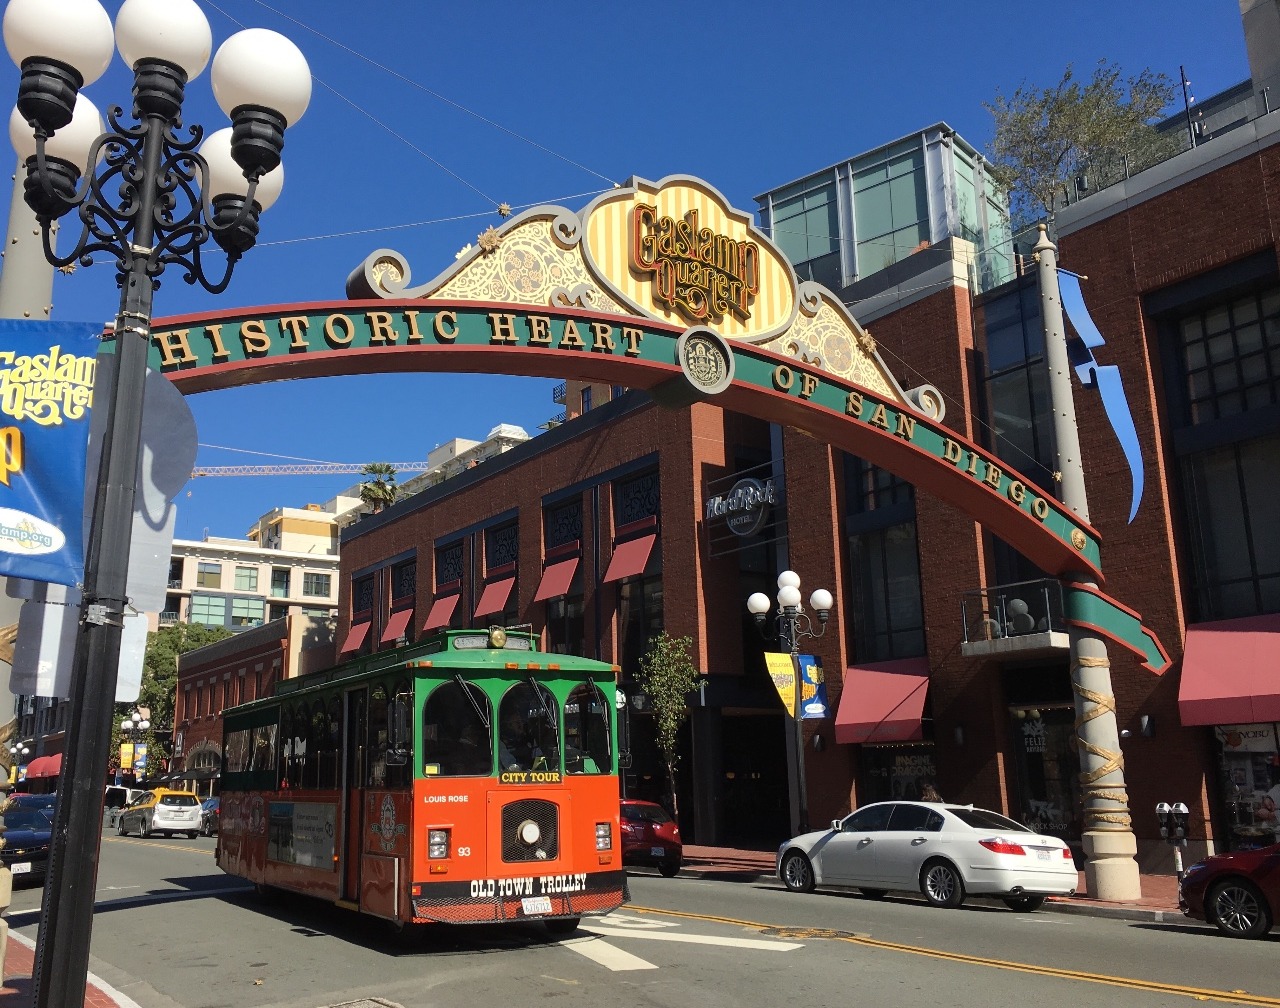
left=0, top=0, right=1249, bottom=540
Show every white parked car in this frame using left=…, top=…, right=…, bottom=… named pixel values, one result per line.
left=776, top=801, right=1078, bottom=911
left=117, top=789, right=203, bottom=839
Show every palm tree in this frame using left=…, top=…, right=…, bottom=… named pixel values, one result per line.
left=359, top=463, right=399, bottom=513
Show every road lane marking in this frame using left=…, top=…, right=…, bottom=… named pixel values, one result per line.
left=584, top=923, right=802, bottom=950
left=626, top=904, right=1280, bottom=1006
left=562, top=937, right=657, bottom=971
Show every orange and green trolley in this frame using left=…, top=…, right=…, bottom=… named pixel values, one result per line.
left=216, top=626, right=626, bottom=934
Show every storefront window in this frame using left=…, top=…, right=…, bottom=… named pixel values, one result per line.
left=858, top=745, right=937, bottom=804
left=1008, top=705, right=1082, bottom=850
left=1216, top=723, right=1280, bottom=850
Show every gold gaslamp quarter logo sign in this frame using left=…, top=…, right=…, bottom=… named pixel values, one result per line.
left=631, top=206, right=761, bottom=325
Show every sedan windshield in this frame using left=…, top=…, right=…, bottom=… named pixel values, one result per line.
left=3, top=809, right=52, bottom=831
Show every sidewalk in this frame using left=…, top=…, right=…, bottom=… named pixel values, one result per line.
left=2, top=929, right=130, bottom=1008
left=2, top=848, right=1184, bottom=1008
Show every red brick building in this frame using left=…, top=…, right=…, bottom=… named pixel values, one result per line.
left=330, top=102, right=1280, bottom=874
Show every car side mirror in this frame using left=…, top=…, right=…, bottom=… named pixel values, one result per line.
left=830, top=819, right=843, bottom=832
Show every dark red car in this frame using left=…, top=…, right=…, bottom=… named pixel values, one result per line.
left=1179, top=841, right=1280, bottom=938
left=620, top=799, right=682, bottom=877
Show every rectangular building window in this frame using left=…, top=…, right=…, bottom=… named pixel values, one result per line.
left=849, top=523, right=925, bottom=661
left=1179, top=287, right=1280, bottom=423
left=769, top=177, right=840, bottom=271
left=853, top=141, right=928, bottom=276
left=189, top=595, right=226, bottom=627
left=234, top=566, right=258, bottom=591
left=619, top=576, right=664, bottom=674
left=270, top=567, right=290, bottom=598
left=232, top=597, right=266, bottom=627
left=1166, top=282, right=1280, bottom=620
left=196, top=562, right=221, bottom=589
left=303, top=572, right=332, bottom=598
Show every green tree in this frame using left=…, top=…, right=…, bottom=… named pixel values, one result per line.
left=359, top=462, right=399, bottom=513
left=635, top=632, right=701, bottom=821
left=986, top=60, right=1178, bottom=229
left=115, top=623, right=231, bottom=776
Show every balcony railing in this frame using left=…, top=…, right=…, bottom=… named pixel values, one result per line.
left=552, top=381, right=566, bottom=404
left=158, top=612, right=180, bottom=625
left=960, top=579, right=1067, bottom=654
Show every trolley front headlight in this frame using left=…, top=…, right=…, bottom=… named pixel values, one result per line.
left=595, top=822, right=613, bottom=851
left=428, top=828, right=451, bottom=859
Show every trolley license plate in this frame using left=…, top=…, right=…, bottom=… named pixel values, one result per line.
left=11, top=862, right=31, bottom=874
left=521, top=896, right=553, bottom=916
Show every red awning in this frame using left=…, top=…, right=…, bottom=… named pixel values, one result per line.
left=473, top=577, right=516, bottom=620
left=533, top=557, right=579, bottom=602
left=25, top=754, right=62, bottom=779
left=424, top=594, right=460, bottom=631
left=602, top=534, right=656, bottom=583
left=380, top=609, right=414, bottom=644
left=834, top=658, right=930, bottom=745
left=339, top=622, right=370, bottom=655
left=1178, top=614, right=1280, bottom=726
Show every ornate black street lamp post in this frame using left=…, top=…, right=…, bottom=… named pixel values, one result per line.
left=748, top=571, right=832, bottom=834
left=3, top=1, right=311, bottom=1005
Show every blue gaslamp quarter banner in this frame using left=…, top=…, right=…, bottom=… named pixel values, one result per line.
left=0, top=319, right=99, bottom=586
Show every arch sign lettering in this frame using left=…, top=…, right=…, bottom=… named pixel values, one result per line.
left=142, top=175, right=1169, bottom=673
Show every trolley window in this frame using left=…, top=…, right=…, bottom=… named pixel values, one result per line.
left=423, top=679, right=494, bottom=777
left=563, top=683, right=611, bottom=775
left=497, top=681, right=561, bottom=772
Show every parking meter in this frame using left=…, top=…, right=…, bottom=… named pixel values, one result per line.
left=1156, top=801, right=1190, bottom=878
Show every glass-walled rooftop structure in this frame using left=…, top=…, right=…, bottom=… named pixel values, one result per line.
left=754, top=123, right=1015, bottom=295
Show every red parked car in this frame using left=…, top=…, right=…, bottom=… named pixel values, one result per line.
left=1179, top=841, right=1280, bottom=938
left=620, top=799, right=682, bottom=877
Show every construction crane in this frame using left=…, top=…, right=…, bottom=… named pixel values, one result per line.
left=190, top=462, right=434, bottom=477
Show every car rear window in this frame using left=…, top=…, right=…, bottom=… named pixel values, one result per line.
left=622, top=804, right=671, bottom=824
left=947, top=808, right=1032, bottom=832
left=159, top=794, right=199, bottom=808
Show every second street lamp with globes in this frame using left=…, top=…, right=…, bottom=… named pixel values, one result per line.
left=748, top=571, right=832, bottom=834
left=119, top=709, right=149, bottom=783
left=2, top=1, right=311, bottom=1006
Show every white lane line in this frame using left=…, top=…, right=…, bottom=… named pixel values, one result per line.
left=562, top=937, right=658, bottom=971
left=582, top=924, right=802, bottom=950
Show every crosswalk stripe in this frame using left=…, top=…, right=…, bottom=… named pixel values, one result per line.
left=562, top=937, right=658, bottom=971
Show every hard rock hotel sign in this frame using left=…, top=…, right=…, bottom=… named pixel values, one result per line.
left=143, top=175, right=1168, bottom=673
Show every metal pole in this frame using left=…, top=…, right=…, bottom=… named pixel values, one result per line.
left=1181, top=67, right=1197, bottom=149
left=1035, top=224, right=1142, bottom=901
left=32, top=108, right=163, bottom=1008
left=781, top=608, right=808, bottom=834
left=0, top=153, right=58, bottom=1001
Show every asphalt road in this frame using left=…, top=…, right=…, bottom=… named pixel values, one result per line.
left=6, top=828, right=1280, bottom=1008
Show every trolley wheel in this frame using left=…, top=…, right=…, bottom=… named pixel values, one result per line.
left=544, top=916, right=580, bottom=936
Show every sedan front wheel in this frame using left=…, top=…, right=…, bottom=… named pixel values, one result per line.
left=1210, top=879, right=1273, bottom=939
left=780, top=851, right=815, bottom=893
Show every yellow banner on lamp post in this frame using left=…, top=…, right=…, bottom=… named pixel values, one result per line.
left=764, top=652, right=798, bottom=717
